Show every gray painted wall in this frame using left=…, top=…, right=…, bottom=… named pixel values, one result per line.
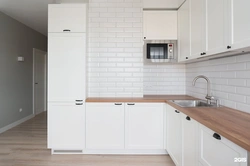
left=0, top=12, right=47, bottom=129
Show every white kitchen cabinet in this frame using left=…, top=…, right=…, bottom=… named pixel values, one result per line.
left=48, top=4, right=86, bottom=33
left=85, top=103, right=125, bottom=150
left=205, top=0, right=229, bottom=56
left=199, top=125, right=247, bottom=166
left=166, top=105, right=182, bottom=166
left=178, top=0, right=190, bottom=62
left=48, top=102, right=85, bottom=150
left=181, top=113, right=199, bottom=166
left=48, top=33, right=86, bottom=102
left=125, top=103, right=164, bottom=149
left=190, top=0, right=206, bottom=59
left=228, top=0, right=250, bottom=50
left=143, top=11, right=177, bottom=40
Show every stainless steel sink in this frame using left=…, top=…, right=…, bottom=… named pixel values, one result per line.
left=170, top=100, right=218, bottom=107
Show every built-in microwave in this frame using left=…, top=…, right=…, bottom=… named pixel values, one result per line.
left=146, top=43, right=177, bottom=63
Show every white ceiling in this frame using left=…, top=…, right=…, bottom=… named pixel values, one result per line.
left=0, top=0, right=88, bottom=36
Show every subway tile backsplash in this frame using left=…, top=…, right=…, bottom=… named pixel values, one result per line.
left=186, top=53, right=250, bottom=114
left=88, top=0, right=144, bottom=97
left=143, top=64, right=186, bottom=95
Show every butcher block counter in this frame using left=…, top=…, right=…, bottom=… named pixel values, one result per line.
left=86, top=95, right=250, bottom=152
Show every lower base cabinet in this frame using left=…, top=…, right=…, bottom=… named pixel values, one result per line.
left=199, top=125, right=247, bottom=166
left=86, top=103, right=125, bottom=149
left=181, top=113, right=199, bottom=166
left=85, top=102, right=165, bottom=152
left=48, top=103, right=85, bottom=150
left=125, top=103, right=164, bottom=149
left=166, top=105, right=182, bottom=166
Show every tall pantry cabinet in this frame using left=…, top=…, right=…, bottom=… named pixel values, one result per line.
left=47, top=4, right=87, bottom=152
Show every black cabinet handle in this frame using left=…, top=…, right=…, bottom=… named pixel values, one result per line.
left=213, top=133, right=221, bottom=140
left=203, top=52, right=206, bottom=55
left=175, top=110, right=180, bottom=113
left=200, top=53, right=203, bottom=55
left=144, top=37, right=146, bottom=39
left=63, top=29, right=71, bottom=32
left=75, top=103, right=83, bottom=105
left=115, top=103, right=122, bottom=105
left=186, top=57, right=188, bottom=59
left=75, top=100, right=83, bottom=102
left=186, top=116, right=191, bottom=121
left=127, top=103, right=135, bottom=105
left=227, top=45, right=231, bottom=49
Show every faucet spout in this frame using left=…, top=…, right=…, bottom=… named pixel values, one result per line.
left=192, top=75, right=212, bottom=101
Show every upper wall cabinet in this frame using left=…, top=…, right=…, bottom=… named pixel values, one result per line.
left=228, top=0, right=250, bottom=50
left=143, top=11, right=177, bottom=40
left=178, top=0, right=190, bottom=62
left=178, top=0, right=250, bottom=62
left=48, top=4, right=86, bottom=33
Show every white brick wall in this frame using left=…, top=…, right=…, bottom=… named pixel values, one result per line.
left=88, top=0, right=144, bottom=97
left=143, top=64, right=186, bottom=95
left=186, top=53, right=250, bottom=114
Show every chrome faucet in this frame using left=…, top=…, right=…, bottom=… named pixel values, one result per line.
left=192, top=75, right=215, bottom=103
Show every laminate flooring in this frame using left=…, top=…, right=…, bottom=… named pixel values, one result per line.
left=0, top=112, right=175, bottom=166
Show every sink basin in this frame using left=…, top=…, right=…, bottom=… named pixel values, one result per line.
left=170, top=100, right=218, bottom=107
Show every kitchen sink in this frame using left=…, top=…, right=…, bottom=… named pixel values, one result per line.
left=170, top=100, right=218, bottom=107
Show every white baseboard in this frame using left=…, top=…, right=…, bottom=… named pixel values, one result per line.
left=0, top=114, right=35, bottom=134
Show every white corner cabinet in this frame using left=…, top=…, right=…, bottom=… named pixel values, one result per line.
left=47, top=4, right=87, bottom=152
left=166, top=105, right=247, bottom=166
left=178, top=0, right=250, bottom=62
left=48, top=4, right=86, bottom=33
left=199, top=125, right=247, bottom=166
left=143, top=11, right=177, bottom=40
left=85, top=102, right=165, bottom=154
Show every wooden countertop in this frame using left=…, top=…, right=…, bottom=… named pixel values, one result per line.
left=86, top=95, right=195, bottom=103
left=86, top=95, right=250, bottom=151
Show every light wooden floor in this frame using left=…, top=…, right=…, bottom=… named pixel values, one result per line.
left=0, top=112, right=175, bottom=166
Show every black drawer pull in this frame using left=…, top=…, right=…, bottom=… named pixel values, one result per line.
left=75, top=103, right=83, bottom=105
left=227, top=45, right=231, bottom=49
left=213, top=133, right=221, bottom=140
left=115, top=103, right=122, bottom=105
left=63, top=29, right=71, bottom=32
left=186, top=116, right=191, bottom=121
left=175, top=110, right=180, bottom=113
left=75, top=100, right=83, bottom=102
left=186, top=57, right=188, bottom=59
left=127, top=103, right=135, bottom=105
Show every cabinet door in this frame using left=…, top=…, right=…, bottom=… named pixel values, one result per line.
left=181, top=114, right=198, bottom=166
left=143, top=11, right=177, bottom=40
left=206, top=0, right=228, bottom=55
left=178, top=0, right=191, bottom=62
left=199, top=125, right=247, bottom=166
left=48, top=102, right=85, bottom=150
left=229, top=0, right=250, bottom=50
left=48, top=4, right=86, bottom=33
left=166, top=105, right=182, bottom=166
left=86, top=103, right=125, bottom=149
left=125, top=103, right=164, bottom=149
left=190, top=0, right=206, bottom=59
left=48, top=33, right=86, bottom=102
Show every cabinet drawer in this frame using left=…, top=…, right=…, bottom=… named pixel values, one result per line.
left=199, top=125, right=247, bottom=166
